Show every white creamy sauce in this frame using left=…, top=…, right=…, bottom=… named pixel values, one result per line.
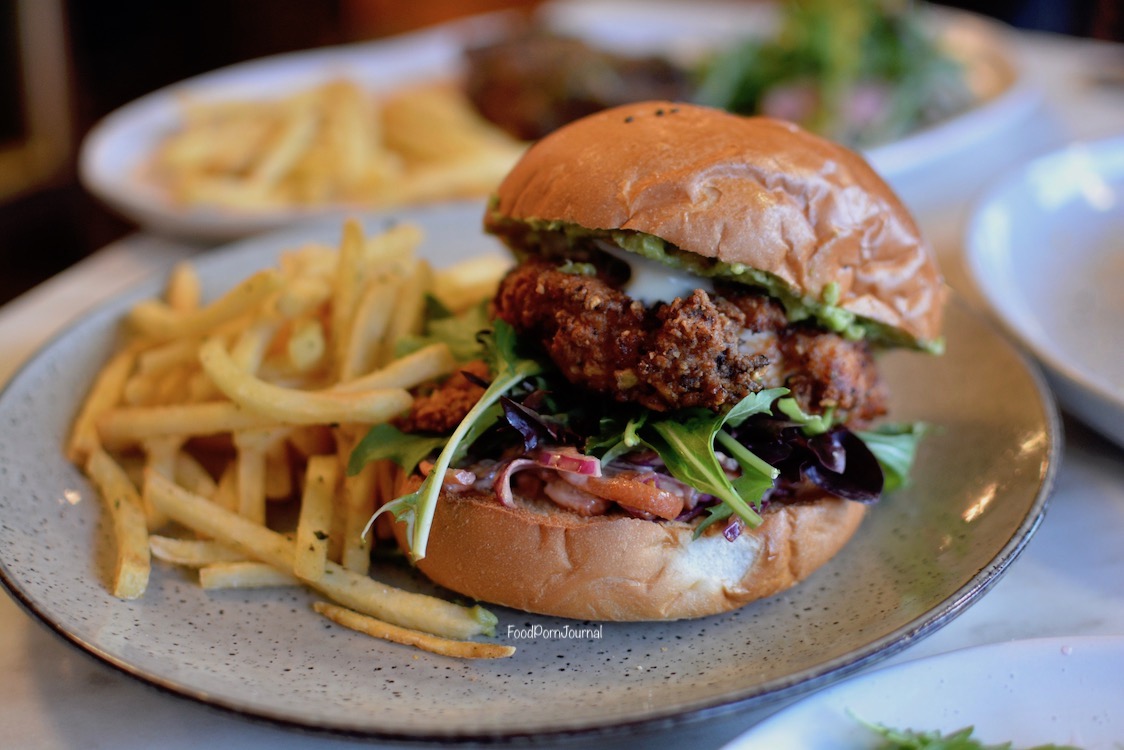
left=594, top=240, right=714, bottom=305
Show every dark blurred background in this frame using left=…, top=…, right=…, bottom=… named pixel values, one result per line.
left=1, top=0, right=1119, bottom=306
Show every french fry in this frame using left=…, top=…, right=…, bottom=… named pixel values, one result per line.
left=316, top=82, right=401, bottom=202
left=286, top=317, right=326, bottom=373
left=120, top=453, right=146, bottom=490
left=128, top=269, right=283, bottom=341
left=234, top=444, right=265, bottom=523
left=279, top=243, right=338, bottom=281
left=232, top=427, right=288, bottom=524
left=152, top=366, right=193, bottom=406
left=85, top=447, right=151, bottom=599
left=163, top=95, right=276, bottom=174
left=147, top=469, right=291, bottom=563
left=314, top=602, right=515, bottom=659
left=246, top=94, right=317, bottom=190
left=293, top=454, right=338, bottom=582
left=122, top=371, right=159, bottom=406
left=199, top=337, right=412, bottom=425
left=199, top=561, right=300, bottom=590
left=264, top=438, right=293, bottom=500
left=68, top=344, right=138, bottom=463
left=327, top=475, right=349, bottom=565
left=148, top=78, right=520, bottom=213
left=230, top=319, right=278, bottom=374
left=136, top=338, right=200, bottom=377
left=340, top=451, right=377, bottom=574
left=274, top=275, right=332, bottom=319
left=177, top=176, right=280, bottom=211
left=142, top=435, right=182, bottom=478
left=145, top=472, right=496, bottom=639
left=317, top=81, right=371, bottom=192
left=331, top=219, right=367, bottom=373
left=361, top=222, right=424, bottom=270
left=381, top=83, right=522, bottom=164
left=213, top=461, right=239, bottom=513
left=339, top=279, right=395, bottom=381
left=166, top=261, right=201, bottom=312
left=98, top=402, right=284, bottom=448
left=173, top=451, right=218, bottom=498
left=337, top=222, right=426, bottom=379
left=333, top=343, right=456, bottom=394
left=140, top=435, right=183, bottom=530
left=378, top=259, right=433, bottom=366
left=433, top=253, right=512, bottom=313
left=312, top=563, right=497, bottom=642
left=73, top=219, right=515, bottom=659
left=398, top=149, right=522, bottom=203
left=149, top=535, right=245, bottom=567
left=187, top=370, right=221, bottom=402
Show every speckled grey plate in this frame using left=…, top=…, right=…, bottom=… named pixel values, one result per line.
left=0, top=202, right=1060, bottom=744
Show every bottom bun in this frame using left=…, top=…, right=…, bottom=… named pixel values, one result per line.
left=394, top=490, right=865, bottom=621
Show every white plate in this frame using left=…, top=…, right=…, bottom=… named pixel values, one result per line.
left=0, top=202, right=1059, bottom=742
left=725, top=636, right=1124, bottom=749
left=79, top=0, right=1036, bottom=242
left=77, top=14, right=510, bottom=243
left=965, top=136, right=1124, bottom=449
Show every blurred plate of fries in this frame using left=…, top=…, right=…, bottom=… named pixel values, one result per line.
left=80, top=13, right=528, bottom=242
left=0, top=200, right=1058, bottom=741
left=80, top=0, right=1037, bottom=243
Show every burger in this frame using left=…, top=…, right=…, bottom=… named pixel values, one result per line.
left=357, top=101, right=945, bottom=622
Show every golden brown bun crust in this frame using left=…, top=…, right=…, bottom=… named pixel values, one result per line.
left=488, top=101, right=945, bottom=346
left=394, top=491, right=865, bottom=621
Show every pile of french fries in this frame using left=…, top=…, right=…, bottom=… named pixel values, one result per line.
left=67, top=218, right=515, bottom=659
left=146, top=79, right=527, bottom=212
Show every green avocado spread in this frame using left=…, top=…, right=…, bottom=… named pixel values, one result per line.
left=490, top=213, right=941, bottom=352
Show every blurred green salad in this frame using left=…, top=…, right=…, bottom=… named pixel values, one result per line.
left=693, top=0, right=975, bottom=147
left=860, top=718, right=1083, bottom=750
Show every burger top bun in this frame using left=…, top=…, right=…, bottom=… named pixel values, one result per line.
left=489, top=101, right=945, bottom=347
left=394, top=490, right=866, bottom=621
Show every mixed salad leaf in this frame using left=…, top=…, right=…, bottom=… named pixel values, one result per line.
left=859, top=717, right=1082, bottom=750
left=360, top=320, right=542, bottom=560
left=613, top=389, right=785, bottom=534
left=856, top=422, right=931, bottom=492
left=395, top=296, right=491, bottom=363
left=694, top=0, right=974, bottom=147
left=351, top=307, right=928, bottom=561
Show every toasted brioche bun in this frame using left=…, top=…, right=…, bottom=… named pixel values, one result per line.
left=394, top=490, right=865, bottom=621
left=487, top=100, right=945, bottom=347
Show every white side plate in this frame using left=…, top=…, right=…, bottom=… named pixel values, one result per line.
left=966, top=135, right=1124, bottom=448
left=726, top=636, right=1124, bottom=749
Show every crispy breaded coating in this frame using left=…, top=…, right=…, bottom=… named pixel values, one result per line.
left=398, top=360, right=490, bottom=434
left=494, top=260, right=886, bottom=422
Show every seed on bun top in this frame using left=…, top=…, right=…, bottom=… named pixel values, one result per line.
left=485, top=101, right=946, bottom=349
